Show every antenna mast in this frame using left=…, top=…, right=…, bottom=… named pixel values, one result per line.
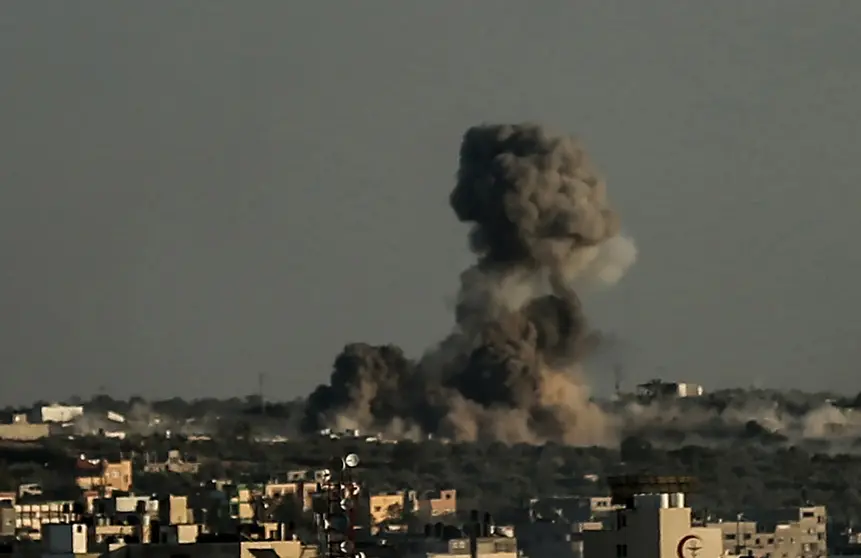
left=316, top=453, right=364, bottom=558
left=258, top=372, right=265, bottom=416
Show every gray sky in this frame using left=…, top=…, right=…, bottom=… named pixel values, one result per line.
left=2, top=1, right=860, bottom=405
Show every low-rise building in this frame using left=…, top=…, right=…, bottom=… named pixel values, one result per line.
left=142, top=450, right=200, bottom=474
left=637, top=381, right=704, bottom=399
left=75, top=456, right=133, bottom=493
left=0, top=414, right=50, bottom=441
left=416, top=489, right=458, bottom=521
left=707, top=505, right=827, bottom=557
left=38, top=522, right=317, bottom=558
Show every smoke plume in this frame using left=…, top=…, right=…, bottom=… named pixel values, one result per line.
left=303, top=123, right=637, bottom=445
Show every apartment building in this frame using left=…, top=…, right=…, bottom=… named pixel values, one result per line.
left=707, top=505, right=827, bottom=557
left=14, top=500, right=77, bottom=538
left=37, top=522, right=316, bottom=558
left=582, top=476, right=724, bottom=558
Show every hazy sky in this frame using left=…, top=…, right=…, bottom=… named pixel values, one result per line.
left=2, top=2, right=860, bottom=405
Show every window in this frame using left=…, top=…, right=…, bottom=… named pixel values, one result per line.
left=802, top=511, right=814, bottom=518
left=616, top=512, right=627, bottom=529
left=616, top=543, right=628, bottom=557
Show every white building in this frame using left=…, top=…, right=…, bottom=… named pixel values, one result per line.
left=637, top=381, right=704, bottom=399
left=30, top=404, right=84, bottom=424
left=583, top=477, right=725, bottom=558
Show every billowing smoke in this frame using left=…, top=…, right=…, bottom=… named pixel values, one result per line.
left=303, top=123, right=637, bottom=445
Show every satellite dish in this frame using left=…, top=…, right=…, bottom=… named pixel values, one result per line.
left=324, top=515, right=348, bottom=532
left=355, top=552, right=366, bottom=558
left=319, top=468, right=332, bottom=482
left=339, top=541, right=354, bottom=553
left=344, top=453, right=360, bottom=468
left=340, top=498, right=354, bottom=510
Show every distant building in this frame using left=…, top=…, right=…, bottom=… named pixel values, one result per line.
left=29, top=404, right=83, bottom=424
left=143, top=450, right=200, bottom=474
left=0, top=413, right=50, bottom=441
left=637, top=380, right=704, bottom=399
left=75, top=456, right=133, bottom=493
left=14, top=499, right=77, bottom=538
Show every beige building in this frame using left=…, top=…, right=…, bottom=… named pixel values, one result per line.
left=0, top=414, right=50, bottom=441
left=14, top=500, right=77, bottom=538
left=76, top=458, right=133, bottom=493
left=35, top=522, right=317, bottom=558
left=142, top=450, right=200, bottom=475
left=583, top=478, right=723, bottom=558
left=416, top=489, right=458, bottom=521
left=370, top=491, right=410, bottom=525
left=708, top=505, right=827, bottom=557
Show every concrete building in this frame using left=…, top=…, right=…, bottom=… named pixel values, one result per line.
left=582, top=476, right=723, bottom=558
left=30, top=404, right=84, bottom=424
left=0, top=503, right=15, bottom=537
left=416, top=489, right=458, bottom=521
left=707, top=505, right=827, bottom=557
left=37, top=522, right=317, bottom=558
left=75, top=456, right=133, bottom=493
left=14, top=499, right=77, bottom=538
left=142, top=450, right=200, bottom=474
left=377, top=529, right=518, bottom=558
left=0, top=414, right=50, bottom=441
left=516, top=519, right=603, bottom=558
left=370, top=491, right=415, bottom=526
left=264, top=480, right=325, bottom=519
left=637, top=381, right=704, bottom=399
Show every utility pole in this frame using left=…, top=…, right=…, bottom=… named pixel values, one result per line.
left=258, top=373, right=266, bottom=416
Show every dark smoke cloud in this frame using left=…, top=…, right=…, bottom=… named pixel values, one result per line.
left=303, top=123, right=637, bottom=445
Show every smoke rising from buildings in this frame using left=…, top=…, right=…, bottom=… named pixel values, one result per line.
left=303, top=123, right=637, bottom=444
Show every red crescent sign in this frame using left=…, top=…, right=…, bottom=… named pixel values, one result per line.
left=676, top=534, right=703, bottom=558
